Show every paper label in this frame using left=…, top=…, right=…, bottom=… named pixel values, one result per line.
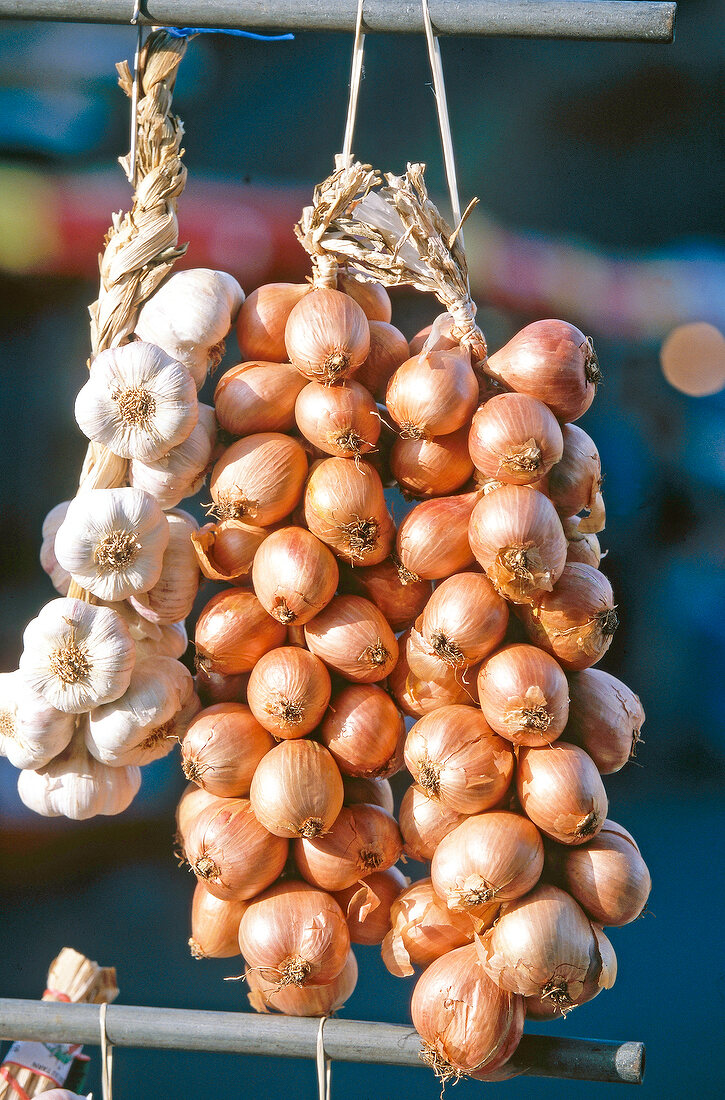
left=2, top=1040, right=81, bottom=1085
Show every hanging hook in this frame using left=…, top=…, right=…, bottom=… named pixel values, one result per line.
left=128, top=0, right=143, bottom=186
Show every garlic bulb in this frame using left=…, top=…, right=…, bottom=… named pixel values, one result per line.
left=18, top=728, right=141, bottom=819
left=135, top=269, right=244, bottom=390
left=129, top=403, right=217, bottom=510
left=19, top=598, right=135, bottom=713
left=40, top=501, right=71, bottom=595
left=54, top=487, right=169, bottom=602
left=129, top=509, right=199, bottom=625
left=0, top=669, right=75, bottom=769
left=75, top=341, right=198, bottom=461
left=134, top=621, right=188, bottom=661
left=86, top=655, right=198, bottom=767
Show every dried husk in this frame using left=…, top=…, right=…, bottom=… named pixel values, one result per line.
left=382, top=879, right=478, bottom=978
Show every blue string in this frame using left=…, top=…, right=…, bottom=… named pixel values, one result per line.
left=165, top=27, right=294, bottom=42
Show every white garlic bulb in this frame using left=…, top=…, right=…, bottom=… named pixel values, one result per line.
left=129, top=509, right=199, bottom=625
left=0, top=669, right=75, bottom=769
left=129, top=403, right=217, bottom=509
left=19, top=598, right=135, bottom=713
left=54, top=487, right=169, bottom=602
left=86, top=655, right=198, bottom=768
left=134, top=620, right=188, bottom=661
left=39, top=500, right=71, bottom=595
left=18, top=728, right=141, bottom=819
left=134, top=269, right=244, bottom=390
left=75, top=341, right=198, bottom=461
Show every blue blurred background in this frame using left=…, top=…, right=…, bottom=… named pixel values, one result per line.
left=1, top=3, right=724, bottom=1098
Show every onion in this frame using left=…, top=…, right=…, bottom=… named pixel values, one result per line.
left=304, top=457, right=394, bottom=564
left=320, top=683, right=404, bottom=778
left=396, top=490, right=479, bottom=580
left=189, top=883, right=247, bottom=959
left=294, top=379, right=380, bottom=458
left=342, top=775, right=395, bottom=814
left=391, top=428, right=474, bottom=499
left=547, top=818, right=651, bottom=926
left=563, top=515, right=602, bottom=568
left=247, top=647, right=331, bottom=739
left=517, top=742, right=608, bottom=844
left=353, top=320, right=409, bottom=399
left=195, top=668, right=250, bottom=707
left=191, top=520, right=268, bottom=584
left=195, top=589, right=286, bottom=675
left=386, top=348, right=478, bottom=438
left=333, top=866, right=407, bottom=945
left=548, top=423, right=602, bottom=517
left=247, top=949, right=358, bottom=1015
left=382, top=879, right=477, bottom=978
left=175, top=783, right=223, bottom=851
left=404, top=706, right=514, bottom=814
left=562, top=668, right=644, bottom=772
left=525, top=923, right=616, bottom=1019
left=468, top=393, right=564, bottom=484
left=409, top=323, right=459, bottom=357
left=214, top=360, right=307, bottom=435
left=304, top=595, right=398, bottom=683
left=518, top=562, right=618, bottom=669
left=486, top=320, right=600, bottom=422
left=417, top=572, right=509, bottom=671
left=389, top=632, right=477, bottom=717
left=184, top=797, right=288, bottom=901
left=249, top=739, right=343, bottom=838
left=295, top=803, right=402, bottom=891
left=181, top=703, right=274, bottom=796
left=285, top=287, right=370, bottom=383
left=339, top=558, right=432, bottom=632
left=411, top=943, right=525, bottom=1082
left=431, top=812, right=543, bottom=914
left=338, top=273, right=392, bottom=323
left=237, top=283, right=310, bottom=362
left=399, top=784, right=469, bottom=862
left=468, top=485, right=567, bottom=604
left=251, top=526, right=338, bottom=626
left=477, top=643, right=569, bottom=747
left=239, top=880, right=350, bottom=988
left=210, top=432, right=307, bottom=525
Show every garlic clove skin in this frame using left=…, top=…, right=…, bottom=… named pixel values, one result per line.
left=19, top=598, right=135, bottom=713
left=129, top=509, right=199, bottom=625
left=40, top=501, right=71, bottom=595
left=54, top=487, right=169, bottom=602
left=0, top=669, right=75, bottom=770
left=129, top=403, right=217, bottom=510
left=18, top=727, right=141, bottom=819
left=134, top=620, right=188, bottom=661
left=75, top=341, right=199, bottom=461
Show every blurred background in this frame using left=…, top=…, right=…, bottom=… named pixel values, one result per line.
left=0, top=2, right=724, bottom=1097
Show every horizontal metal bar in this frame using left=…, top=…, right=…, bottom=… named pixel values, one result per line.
left=0, top=999, right=644, bottom=1084
left=0, top=1, right=676, bottom=42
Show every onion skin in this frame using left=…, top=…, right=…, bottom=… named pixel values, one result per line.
left=389, top=632, right=478, bottom=717
left=353, top=320, right=409, bottom=399
left=295, top=803, right=403, bottom=892
left=563, top=515, right=602, bottom=568
left=210, top=432, right=308, bottom=526
left=409, top=323, right=459, bottom=358
left=320, top=683, right=405, bottom=778
left=517, top=743, right=608, bottom=845
left=524, top=923, right=616, bottom=1019
left=251, top=526, right=338, bottom=626
left=239, top=880, right=350, bottom=988
left=303, top=457, right=394, bottom=565
left=548, top=423, right=602, bottom=516
left=189, top=883, right=247, bottom=959
left=338, top=558, right=432, bottom=633
left=247, top=647, right=332, bottom=739
left=181, top=703, right=274, bottom=796
left=191, top=520, right=268, bottom=585
left=285, top=287, right=370, bottom=383
left=249, top=740, right=344, bottom=839
left=294, top=379, right=381, bottom=458
left=184, top=797, right=288, bottom=901
left=246, top=949, right=358, bottom=1016
left=386, top=348, right=479, bottom=439
left=237, top=283, right=310, bottom=362
left=195, top=668, right=250, bottom=707
left=431, top=812, right=544, bottom=914
left=396, top=491, right=479, bottom=580
left=518, top=563, right=618, bottom=670
left=404, top=705, right=514, bottom=814
left=382, top=879, right=477, bottom=977
left=411, top=943, right=525, bottom=1080
left=418, top=571, right=509, bottom=671
left=399, top=784, right=469, bottom=862
left=546, top=819, right=651, bottom=926
left=391, top=427, right=474, bottom=499
left=333, top=866, right=408, bottom=945
left=468, top=485, right=567, bottom=604
left=342, top=775, right=395, bottom=814
left=304, top=595, right=399, bottom=683
left=338, top=274, right=392, bottom=323
left=562, top=668, right=644, bottom=772
left=214, top=360, right=306, bottom=435
left=486, top=320, right=600, bottom=422
left=468, top=393, right=564, bottom=485
left=195, top=589, right=286, bottom=675
left=477, top=643, right=569, bottom=747
left=175, top=783, right=224, bottom=851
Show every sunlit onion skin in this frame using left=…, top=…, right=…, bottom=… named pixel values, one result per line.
left=518, top=563, right=618, bottom=670
left=547, top=819, right=651, bottom=926
left=382, top=879, right=477, bottom=977
left=195, top=668, right=250, bottom=708
left=418, top=572, right=509, bottom=672
left=285, top=287, right=370, bottom=383
left=175, top=783, right=224, bottom=850
left=405, top=706, right=514, bottom=814
left=399, top=784, right=469, bottom=862
left=304, top=595, right=398, bottom=683
left=295, top=803, right=403, bottom=891
left=247, top=647, right=332, bottom=739
left=517, top=743, right=608, bottom=845
left=548, top=423, right=602, bottom=517
left=195, top=589, right=286, bottom=675
left=210, top=432, right=308, bottom=526
left=469, top=485, right=567, bottom=604
left=191, top=520, right=268, bottom=585
left=389, top=633, right=478, bottom=717
left=338, top=274, right=392, bottom=323
left=486, top=320, right=601, bottom=422
left=524, top=922, right=616, bottom=1020
left=304, top=457, right=394, bottom=565
left=338, top=558, right=432, bottom=633
left=181, top=703, right=274, bottom=796
left=184, top=797, right=288, bottom=901
left=342, top=775, right=395, bottom=814
left=214, top=360, right=307, bottom=435
left=246, top=949, right=358, bottom=1016
left=396, top=491, right=479, bottom=580
left=411, top=943, right=525, bottom=1081
left=333, top=866, right=408, bottom=945
left=237, top=283, right=310, bottom=362
left=251, top=526, right=338, bottom=626
left=320, top=683, right=405, bottom=778
left=353, top=320, right=409, bottom=399
left=249, top=740, right=343, bottom=839
left=189, top=883, right=247, bottom=958
left=386, top=348, right=478, bottom=439
left=392, top=428, right=474, bottom=499
left=409, top=323, right=459, bottom=358
left=239, top=880, right=350, bottom=988
left=294, top=379, right=381, bottom=458
left=477, top=643, right=569, bottom=747
left=562, top=668, right=644, bottom=772
left=563, top=515, right=602, bottom=568
left=468, top=393, right=564, bottom=485
left=431, top=812, right=543, bottom=915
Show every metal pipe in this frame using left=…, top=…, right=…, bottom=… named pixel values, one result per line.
left=0, top=1, right=676, bottom=42
left=0, top=999, right=644, bottom=1084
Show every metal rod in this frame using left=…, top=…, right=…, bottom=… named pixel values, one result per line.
left=0, top=1, right=676, bottom=42
left=0, top=1000, right=644, bottom=1085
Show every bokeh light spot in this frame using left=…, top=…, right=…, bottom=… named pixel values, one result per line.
left=660, top=322, right=725, bottom=396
